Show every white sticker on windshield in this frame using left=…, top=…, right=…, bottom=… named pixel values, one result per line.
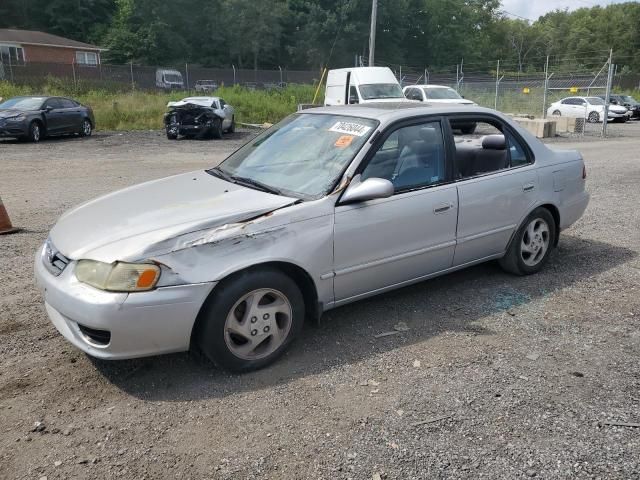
left=329, top=121, right=372, bottom=137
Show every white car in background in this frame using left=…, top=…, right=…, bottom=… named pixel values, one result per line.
left=403, top=84, right=477, bottom=105
left=547, top=96, right=629, bottom=123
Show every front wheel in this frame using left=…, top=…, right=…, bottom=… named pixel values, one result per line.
left=211, top=118, right=223, bottom=139
left=227, top=116, right=235, bottom=133
left=499, top=208, right=556, bottom=276
left=588, top=111, right=600, bottom=123
left=552, top=110, right=561, bottom=116
left=27, top=121, right=42, bottom=142
left=79, top=118, right=92, bottom=137
left=195, top=268, right=305, bottom=372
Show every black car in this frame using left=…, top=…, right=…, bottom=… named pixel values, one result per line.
left=0, top=96, right=95, bottom=142
left=599, top=94, right=640, bottom=119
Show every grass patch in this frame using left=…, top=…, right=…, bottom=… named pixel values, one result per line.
left=1, top=78, right=637, bottom=130
left=0, top=80, right=316, bottom=131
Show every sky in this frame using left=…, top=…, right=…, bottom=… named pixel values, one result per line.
left=501, top=0, right=631, bottom=21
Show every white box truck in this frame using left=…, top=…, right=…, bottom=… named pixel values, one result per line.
left=324, top=67, right=412, bottom=106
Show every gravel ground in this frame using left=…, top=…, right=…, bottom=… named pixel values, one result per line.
left=0, top=125, right=639, bottom=480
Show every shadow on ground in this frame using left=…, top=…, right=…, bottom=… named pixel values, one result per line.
left=91, top=234, right=636, bottom=401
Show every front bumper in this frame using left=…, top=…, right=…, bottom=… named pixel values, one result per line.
left=0, top=120, right=28, bottom=138
left=607, top=110, right=628, bottom=119
left=34, top=244, right=216, bottom=359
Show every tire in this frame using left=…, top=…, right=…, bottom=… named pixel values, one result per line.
left=27, top=121, right=42, bottom=143
left=460, top=124, right=476, bottom=134
left=166, top=130, right=178, bottom=140
left=588, top=111, right=600, bottom=123
left=552, top=110, right=561, bottom=116
left=227, top=116, right=235, bottom=133
left=79, top=118, right=92, bottom=137
left=211, top=118, right=223, bottom=139
left=499, top=207, right=556, bottom=276
left=195, top=268, right=305, bottom=372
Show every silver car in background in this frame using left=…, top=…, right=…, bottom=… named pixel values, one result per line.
left=35, top=104, right=589, bottom=372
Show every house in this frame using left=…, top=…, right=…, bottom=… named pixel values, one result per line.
left=0, top=29, right=105, bottom=66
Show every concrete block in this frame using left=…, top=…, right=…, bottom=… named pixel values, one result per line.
left=513, top=118, right=557, bottom=138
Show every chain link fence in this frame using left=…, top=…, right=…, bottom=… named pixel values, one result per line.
left=0, top=61, right=320, bottom=91
left=380, top=51, right=637, bottom=138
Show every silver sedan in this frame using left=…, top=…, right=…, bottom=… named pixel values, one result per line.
left=35, top=104, right=589, bottom=372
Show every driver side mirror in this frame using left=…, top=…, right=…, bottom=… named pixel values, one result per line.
left=349, top=95, right=359, bottom=105
left=340, top=176, right=394, bottom=204
left=45, top=106, right=53, bottom=112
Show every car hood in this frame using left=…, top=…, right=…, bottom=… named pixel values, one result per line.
left=609, top=105, right=627, bottom=113
left=0, top=109, right=28, bottom=118
left=49, top=170, right=298, bottom=262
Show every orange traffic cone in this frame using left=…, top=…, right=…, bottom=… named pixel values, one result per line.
left=0, top=195, right=20, bottom=235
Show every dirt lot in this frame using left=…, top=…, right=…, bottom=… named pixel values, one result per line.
left=1, top=125, right=639, bottom=479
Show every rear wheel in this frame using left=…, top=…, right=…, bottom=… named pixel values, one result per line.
left=227, top=116, right=235, bottom=133
left=499, top=208, right=555, bottom=276
left=27, top=121, right=42, bottom=142
left=552, top=110, right=561, bottom=116
left=588, top=111, right=600, bottom=123
left=195, top=268, right=305, bottom=372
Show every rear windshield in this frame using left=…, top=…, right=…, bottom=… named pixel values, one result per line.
left=0, top=97, right=45, bottom=110
left=424, top=87, right=462, bottom=100
left=213, top=114, right=378, bottom=199
left=359, top=83, right=404, bottom=100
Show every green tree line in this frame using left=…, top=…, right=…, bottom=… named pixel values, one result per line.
left=1, top=0, right=639, bottom=72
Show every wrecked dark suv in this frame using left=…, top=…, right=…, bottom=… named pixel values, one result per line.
left=164, top=96, right=235, bottom=140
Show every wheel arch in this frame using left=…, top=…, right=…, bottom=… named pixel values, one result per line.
left=505, top=202, right=561, bottom=254
left=189, top=261, right=321, bottom=349
left=33, top=116, right=46, bottom=134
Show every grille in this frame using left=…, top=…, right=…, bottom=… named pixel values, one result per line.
left=42, top=239, right=70, bottom=276
left=78, top=324, right=111, bottom=346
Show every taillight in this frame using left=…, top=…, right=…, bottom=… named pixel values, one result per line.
left=582, top=164, right=587, bottom=179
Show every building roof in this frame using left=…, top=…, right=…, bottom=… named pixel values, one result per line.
left=0, top=29, right=105, bottom=51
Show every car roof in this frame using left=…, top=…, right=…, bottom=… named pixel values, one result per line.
left=303, top=102, right=491, bottom=122
left=405, top=84, right=453, bottom=89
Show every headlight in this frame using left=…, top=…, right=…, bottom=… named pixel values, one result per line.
left=75, top=260, right=160, bottom=292
left=7, top=114, right=26, bottom=122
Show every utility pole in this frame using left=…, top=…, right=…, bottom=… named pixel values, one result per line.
left=602, top=49, right=614, bottom=137
left=368, top=0, right=377, bottom=67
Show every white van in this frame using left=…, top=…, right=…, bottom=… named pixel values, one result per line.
left=156, top=68, right=185, bottom=90
left=324, top=67, right=411, bottom=106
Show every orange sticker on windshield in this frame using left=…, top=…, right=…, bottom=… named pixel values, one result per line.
left=334, top=135, right=354, bottom=148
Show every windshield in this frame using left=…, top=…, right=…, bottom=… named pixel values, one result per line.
left=211, top=114, right=378, bottom=199
left=164, top=73, right=182, bottom=83
left=359, top=83, right=404, bottom=100
left=586, top=97, right=605, bottom=105
left=424, top=87, right=462, bottom=100
left=0, top=97, right=45, bottom=110
left=622, top=95, right=638, bottom=104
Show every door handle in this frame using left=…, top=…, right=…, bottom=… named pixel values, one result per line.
left=523, top=184, right=535, bottom=192
left=433, top=203, right=453, bottom=214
